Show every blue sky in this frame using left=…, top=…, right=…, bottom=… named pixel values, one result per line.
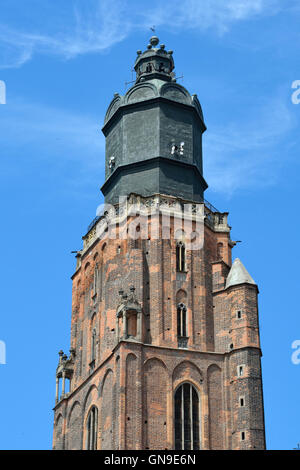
left=0, top=0, right=299, bottom=450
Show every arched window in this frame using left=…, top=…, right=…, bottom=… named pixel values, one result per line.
left=177, top=303, right=187, bottom=337
left=174, top=383, right=200, bottom=450
left=86, top=406, right=98, bottom=450
left=176, top=242, right=185, bottom=272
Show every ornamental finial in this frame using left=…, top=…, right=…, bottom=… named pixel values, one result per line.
left=149, top=36, right=159, bottom=47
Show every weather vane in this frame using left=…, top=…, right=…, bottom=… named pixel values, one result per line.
left=150, top=25, right=155, bottom=33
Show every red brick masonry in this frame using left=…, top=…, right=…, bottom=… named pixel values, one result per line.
left=53, top=195, right=265, bottom=450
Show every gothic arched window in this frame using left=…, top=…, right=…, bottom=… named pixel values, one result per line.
left=86, top=406, right=98, bottom=450
left=176, top=242, right=185, bottom=272
left=174, top=383, right=200, bottom=450
left=177, top=303, right=187, bottom=338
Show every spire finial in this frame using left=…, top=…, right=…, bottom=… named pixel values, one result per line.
left=150, top=36, right=159, bottom=47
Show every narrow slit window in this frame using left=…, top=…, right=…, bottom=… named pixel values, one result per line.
left=91, top=328, right=96, bottom=363
left=93, top=266, right=98, bottom=295
left=90, top=314, right=96, bottom=367
left=176, top=242, right=185, bottom=272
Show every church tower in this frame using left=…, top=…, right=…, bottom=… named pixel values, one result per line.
left=52, top=36, right=265, bottom=450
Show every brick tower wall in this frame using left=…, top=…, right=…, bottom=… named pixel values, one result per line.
left=53, top=196, right=265, bottom=450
